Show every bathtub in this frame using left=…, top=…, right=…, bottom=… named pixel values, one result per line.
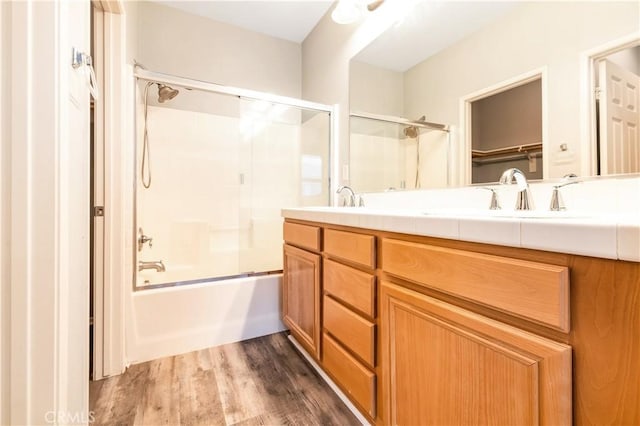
left=125, top=274, right=286, bottom=364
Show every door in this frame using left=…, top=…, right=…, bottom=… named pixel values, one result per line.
left=283, top=244, right=321, bottom=358
left=380, top=281, right=572, bottom=425
left=599, top=59, right=640, bottom=174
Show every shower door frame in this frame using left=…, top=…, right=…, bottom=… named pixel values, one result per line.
left=132, top=68, right=338, bottom=290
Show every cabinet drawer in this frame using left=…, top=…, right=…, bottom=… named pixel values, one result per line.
left=324, top=259, right=375, bottom=318
left=381, top=238, right=570, bottom=332
left=323, top=333, right=376, bottom=418
left=283, top=222, right=321, bottom=252
left=324, top=296, right=375, bottom=367
left=324, top=229, right=375, bottom=269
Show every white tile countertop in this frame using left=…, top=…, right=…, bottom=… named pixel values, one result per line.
left=282, top=175, right=640, bottom=262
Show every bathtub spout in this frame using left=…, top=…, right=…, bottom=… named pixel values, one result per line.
left=138, top=260, right=166, bottom=272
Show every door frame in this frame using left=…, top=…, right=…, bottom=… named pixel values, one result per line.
left=91, top=1, right=127, bottom=380
left=3, top=0, right=91, bottom=422
left=580, top=32, right=640, bottom=176
left=459, top=67, right=548, bottom=185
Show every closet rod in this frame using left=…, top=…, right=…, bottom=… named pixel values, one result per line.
left=472, top=142, right=542, bottom=158
left=472, top=151, right=542, bottom=165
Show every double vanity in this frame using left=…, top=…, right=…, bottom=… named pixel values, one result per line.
left=281, top=176, right=639, bottom=425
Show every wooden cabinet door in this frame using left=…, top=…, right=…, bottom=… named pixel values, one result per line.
left=380, top=281, right=572, bottom=426
left=283, top=244, right=321, bottom=358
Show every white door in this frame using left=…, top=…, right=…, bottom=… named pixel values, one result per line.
left=599, top=59, right=640, bottom=174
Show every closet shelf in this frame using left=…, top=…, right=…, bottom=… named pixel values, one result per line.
left=472, top=151, right=542, bottom=165
left=471, top=142, right=542, bottom=159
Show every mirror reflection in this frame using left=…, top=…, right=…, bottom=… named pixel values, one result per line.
left=350, top=114, right=450, bottom=191
left=349, top=1, right=639, bottom=192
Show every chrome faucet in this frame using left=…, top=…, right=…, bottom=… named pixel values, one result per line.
left=549, top=175, right=579, bottom=211
left=336, top=185, right=356, bottom=207
left=138, top=227, right=153, bottom=251
left=138, top=260, right=166, bottom=272
left=499, top=168, right=534, bottom=210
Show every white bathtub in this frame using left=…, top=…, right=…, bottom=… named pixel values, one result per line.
left=125, top=274, right=286, bottom=364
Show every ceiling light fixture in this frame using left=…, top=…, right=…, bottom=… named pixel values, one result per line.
left=331, top=0, right=386, bottom=25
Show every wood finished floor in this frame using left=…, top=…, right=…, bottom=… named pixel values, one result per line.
left=90, top=332, right=359, bottom=425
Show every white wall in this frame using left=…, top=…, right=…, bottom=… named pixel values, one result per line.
left=606, top=45, right=640, bottom=76
left=0, top=2, right=10, bottom=424
left=403, top=1, right=639, bottom=181
left=136, top=2, right=301, bottom=98
left=350, top=60, right=404, bottom=116
left=124, top=1, right=138, bottom=63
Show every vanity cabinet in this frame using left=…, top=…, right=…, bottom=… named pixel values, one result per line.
left=282, top=223, right=322, bottom=358
left=282, top=218, right=640, bottom=425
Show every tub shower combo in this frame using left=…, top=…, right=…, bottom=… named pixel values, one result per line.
left=128, top=67, right=333, bottom=362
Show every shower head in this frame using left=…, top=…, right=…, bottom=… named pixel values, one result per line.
left=403, top=125, right=419, bottom=139
left=402, top=115, right=427, bottom=138
left=157, top=84, right=179, bottom=103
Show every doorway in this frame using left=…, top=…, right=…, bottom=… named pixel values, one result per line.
left=464, top=72, right=545, bottom=185
left=594, top=44, right=640, bottom=175
left=471, top=79, right=543, bottom=184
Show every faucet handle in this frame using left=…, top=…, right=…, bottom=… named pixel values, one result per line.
left=549, top=186, right=565, bottom=211
left=138, top=227, right=153, bottom=251
left=556, top=177, right=579, bottom=189
left=549, top=177, right=579, bottom=211
left=479, top=187, right=501, bottom=210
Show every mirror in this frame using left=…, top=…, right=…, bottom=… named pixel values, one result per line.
left=349, top=1, right=639, bottom=192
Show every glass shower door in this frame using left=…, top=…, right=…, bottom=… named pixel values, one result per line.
left=237, top=99, right=331, bottom=275
left=135, top=79, right=332, bottom=289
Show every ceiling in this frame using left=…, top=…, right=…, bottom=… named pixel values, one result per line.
left=153, top=1, right=334, bottom=43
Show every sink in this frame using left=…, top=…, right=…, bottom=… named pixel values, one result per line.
left=422, top=208, right=591, bottom=219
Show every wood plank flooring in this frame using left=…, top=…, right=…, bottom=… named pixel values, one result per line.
left=90, top=332, right=359, bottom=425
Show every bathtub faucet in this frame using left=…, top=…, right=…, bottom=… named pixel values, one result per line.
left=138, top=260, right=166, bottom=272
